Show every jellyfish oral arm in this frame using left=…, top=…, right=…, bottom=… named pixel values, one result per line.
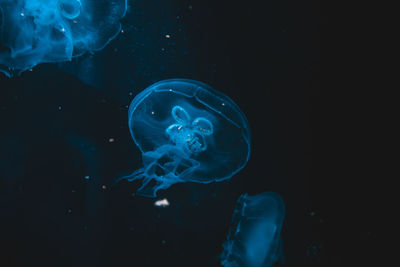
left=115, top=145, right=199, bottom=198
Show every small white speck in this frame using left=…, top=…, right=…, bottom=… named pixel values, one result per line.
left=154, top=198, right=170, bottom=207
left=58, top=106, right=62, bottom=110
left=20, top=13, right=24, bottom=17
left=151, top=111, right=155, bottom=115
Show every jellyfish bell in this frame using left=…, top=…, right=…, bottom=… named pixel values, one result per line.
left=117, top=79, right=251, bottom=197
left=58, top=0, right=82, bottom=20
left=0, top=0, right=127, bottom=77
left=221, top=192, right=286, bottom=267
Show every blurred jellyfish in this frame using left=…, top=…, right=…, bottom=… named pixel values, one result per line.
left=116, top=79, right=251, bottom=197
left=0, top=0, right=127, bottom=77
left=221, top=192, right=285, bottom=267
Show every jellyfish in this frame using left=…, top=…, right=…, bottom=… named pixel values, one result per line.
left=116, top=79, right=251, bottom=197
left=0, top=0, right=127, bottom=77
left=221, top=192, right=285, bottom=267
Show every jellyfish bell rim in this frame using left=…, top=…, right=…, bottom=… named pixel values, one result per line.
left=127, top=78, right=251, bottom=183
left=222, top=192, right=285, bottom=267
left=128, top=78, right=251, bottom=149
left=127, top=79, right=252, bottom=183
left=225, top=192, right=286, bottom=245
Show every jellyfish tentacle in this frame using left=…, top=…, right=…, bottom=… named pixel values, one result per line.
left=136, top=175, right=176, bottom=198
left=113, top=168, right=145, bottom=186
left=125, top=169, right=146, bottom=182
left=136, top=176, right=156, bottom=197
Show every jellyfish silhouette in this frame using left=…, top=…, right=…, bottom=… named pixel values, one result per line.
left=0, top=0, right=127, bottom=77
left=116, top=79, right=251, bottom=197
left=221, top=192, right=285, bottom=267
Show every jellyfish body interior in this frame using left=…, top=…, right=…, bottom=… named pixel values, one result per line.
left=58, top=0, right=82, bottom=19
left=221, top=192, right=285, bottom=267
left=116, top=79, right=251, bottom=197
left=0, top=0, right=127, bottom=77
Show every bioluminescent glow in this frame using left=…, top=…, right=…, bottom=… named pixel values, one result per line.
left=115, top=79, right=251, bottom=198
left=221, top=192, right=285, bottom=267
left=0, top=0, right=127, bottom=77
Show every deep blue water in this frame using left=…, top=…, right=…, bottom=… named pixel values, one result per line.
left=0, top=0, right=348, bottom=266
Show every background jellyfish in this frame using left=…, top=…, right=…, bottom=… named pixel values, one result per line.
left=116, top=79, right=251, bottom=197
left=221, top=192, right=285, bottom=267
left=0, top=0, right=127, bottom=77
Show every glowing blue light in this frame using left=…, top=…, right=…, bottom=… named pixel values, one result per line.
left=115, top=79, right=251, bottom=197
left=58, top=0, right=81, bottom=20
left=0, top=0, right=127, bottom=77
left=166, top=105, right=214, bottom=153
left=221, top=192, right=285, bottom=267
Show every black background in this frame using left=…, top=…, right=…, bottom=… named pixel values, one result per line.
left=0, top=0, right=379, bottom=267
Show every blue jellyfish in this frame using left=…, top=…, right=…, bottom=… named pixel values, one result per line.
left=221, top=192, right=285, bottom=267
left=116, top=79, right=251, bottom=197
left=0, top=0, right=127, bottom=77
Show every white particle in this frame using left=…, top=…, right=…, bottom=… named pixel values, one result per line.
left=154, top=198, right=170, bottom=207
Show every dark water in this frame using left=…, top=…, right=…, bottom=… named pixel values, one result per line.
left=1, top=1, right=369, bottom=267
